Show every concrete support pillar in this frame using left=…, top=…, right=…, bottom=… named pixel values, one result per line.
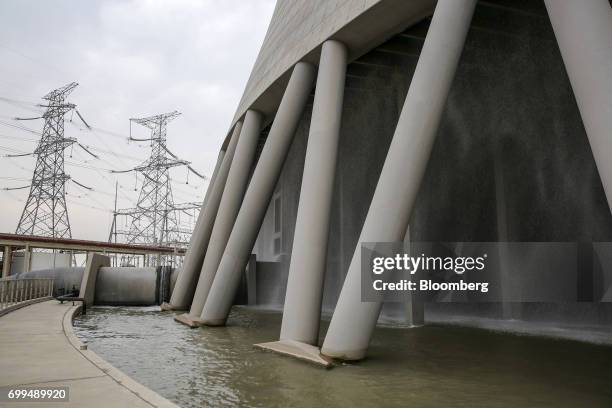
left=401, top=226, right=424, bottom=326
left=280, top=40, right=347, bottom=345
left=200, top=62, right=316, bottom=326
left=321, top=0, right=476, bottom=361
left=1, top=281, right=6, bottom=306
left=203, top=151, right=226, bottom=207
left=246, top=254, right=257, bottom=306
left=544, top=0, right=612, bottom=213
left=79, top=253, right=111, bottom=307
left=163, top=123, right=242, bottom=310
left=2, top=246, right=11, bottom=278
left=177, top=110, right=263, bottom=326
left=24, top=246, right=31, bottom=273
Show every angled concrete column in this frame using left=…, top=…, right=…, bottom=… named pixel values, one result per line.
left=545, top=0, right=612, bottom=213
left=160, top=150, right=225, bottom=310
left=200, top=62, right=316, bottom=326
left=282, top=40, right=347, bottom=345
left=177, top=110, right=263, bottom=327
left=321, top=0, right=477, bottom=361
left=2, top=246, right=11, bottom=278
left=204, top=151, right=226, bottom=207
left=163, top=122, right=242, bottom=311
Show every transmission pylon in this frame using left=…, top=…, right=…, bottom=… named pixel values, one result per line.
left=14, top=82, right=92, bottom=238
left=110, top=111, right=205, bottom=266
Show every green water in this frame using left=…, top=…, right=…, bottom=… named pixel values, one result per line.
left=73, top=306, right=612, bottom=408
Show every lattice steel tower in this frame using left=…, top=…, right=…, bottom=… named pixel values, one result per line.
left=112, top=111, right=204, bottom=266
left=15, top=82, right=80, bottom=238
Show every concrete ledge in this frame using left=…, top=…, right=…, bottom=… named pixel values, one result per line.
left=0, top=296, right=53, bottom=318
left=254, top=340, right=332, bottom=368
left=174, top=313, right=204, bottom=328
left=63, top=304, right=180, bottom=408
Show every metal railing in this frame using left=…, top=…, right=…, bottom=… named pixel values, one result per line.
left=0, top=278, right=54, bottom=311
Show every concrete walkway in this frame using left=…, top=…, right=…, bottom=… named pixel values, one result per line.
left=0, top=300, right=179, bottom=408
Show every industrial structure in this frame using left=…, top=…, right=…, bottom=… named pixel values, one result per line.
left=0, top=232, right=186, bottom=278
left=13, top=82, right=94, bottom=239
left=109, top=111, right=205, bottom=267
left=0, top=93, right=206, bottom=272
left=165, top=0, right=612, bottom=364
left=0, top=2, right=611, bottom=406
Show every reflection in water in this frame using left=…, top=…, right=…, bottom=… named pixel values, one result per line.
left=73, top=306, right=612, bottom=408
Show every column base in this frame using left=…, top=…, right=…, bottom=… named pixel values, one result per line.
left=160, top=302, right=185, bottom=311
left=174, top=313, right=204, bottom=328
left=254, top=340, right=332, bottom=367
left=200, top=317, right=227, bottom=327
left=320, top=346, right=367, bottom=362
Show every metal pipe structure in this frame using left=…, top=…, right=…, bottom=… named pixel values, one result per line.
left=320, top=0, right=477, bottom=361
left=200, top=62, right=316, bottom=326
left=279, top=40, right=348, bottom=345
left=164, top=122, right=243, bottom=310
left=544, top=0, right=612, bottom=213
left=178, top=110, right=263, bottom=326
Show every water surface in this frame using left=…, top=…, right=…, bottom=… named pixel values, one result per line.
left=73, top=306, right=612, bottom=408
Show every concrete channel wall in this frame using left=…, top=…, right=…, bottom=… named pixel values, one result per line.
left=0, top=300, right=179, bottom=408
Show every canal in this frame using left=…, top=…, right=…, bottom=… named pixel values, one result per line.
left=73, top=306, right=612, bottom=408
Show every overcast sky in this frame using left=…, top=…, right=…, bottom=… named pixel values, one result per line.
left=0, top=0, right=275, bottom=242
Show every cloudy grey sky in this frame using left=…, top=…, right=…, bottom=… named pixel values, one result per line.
left=0, top=0, right=275, bottom=241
